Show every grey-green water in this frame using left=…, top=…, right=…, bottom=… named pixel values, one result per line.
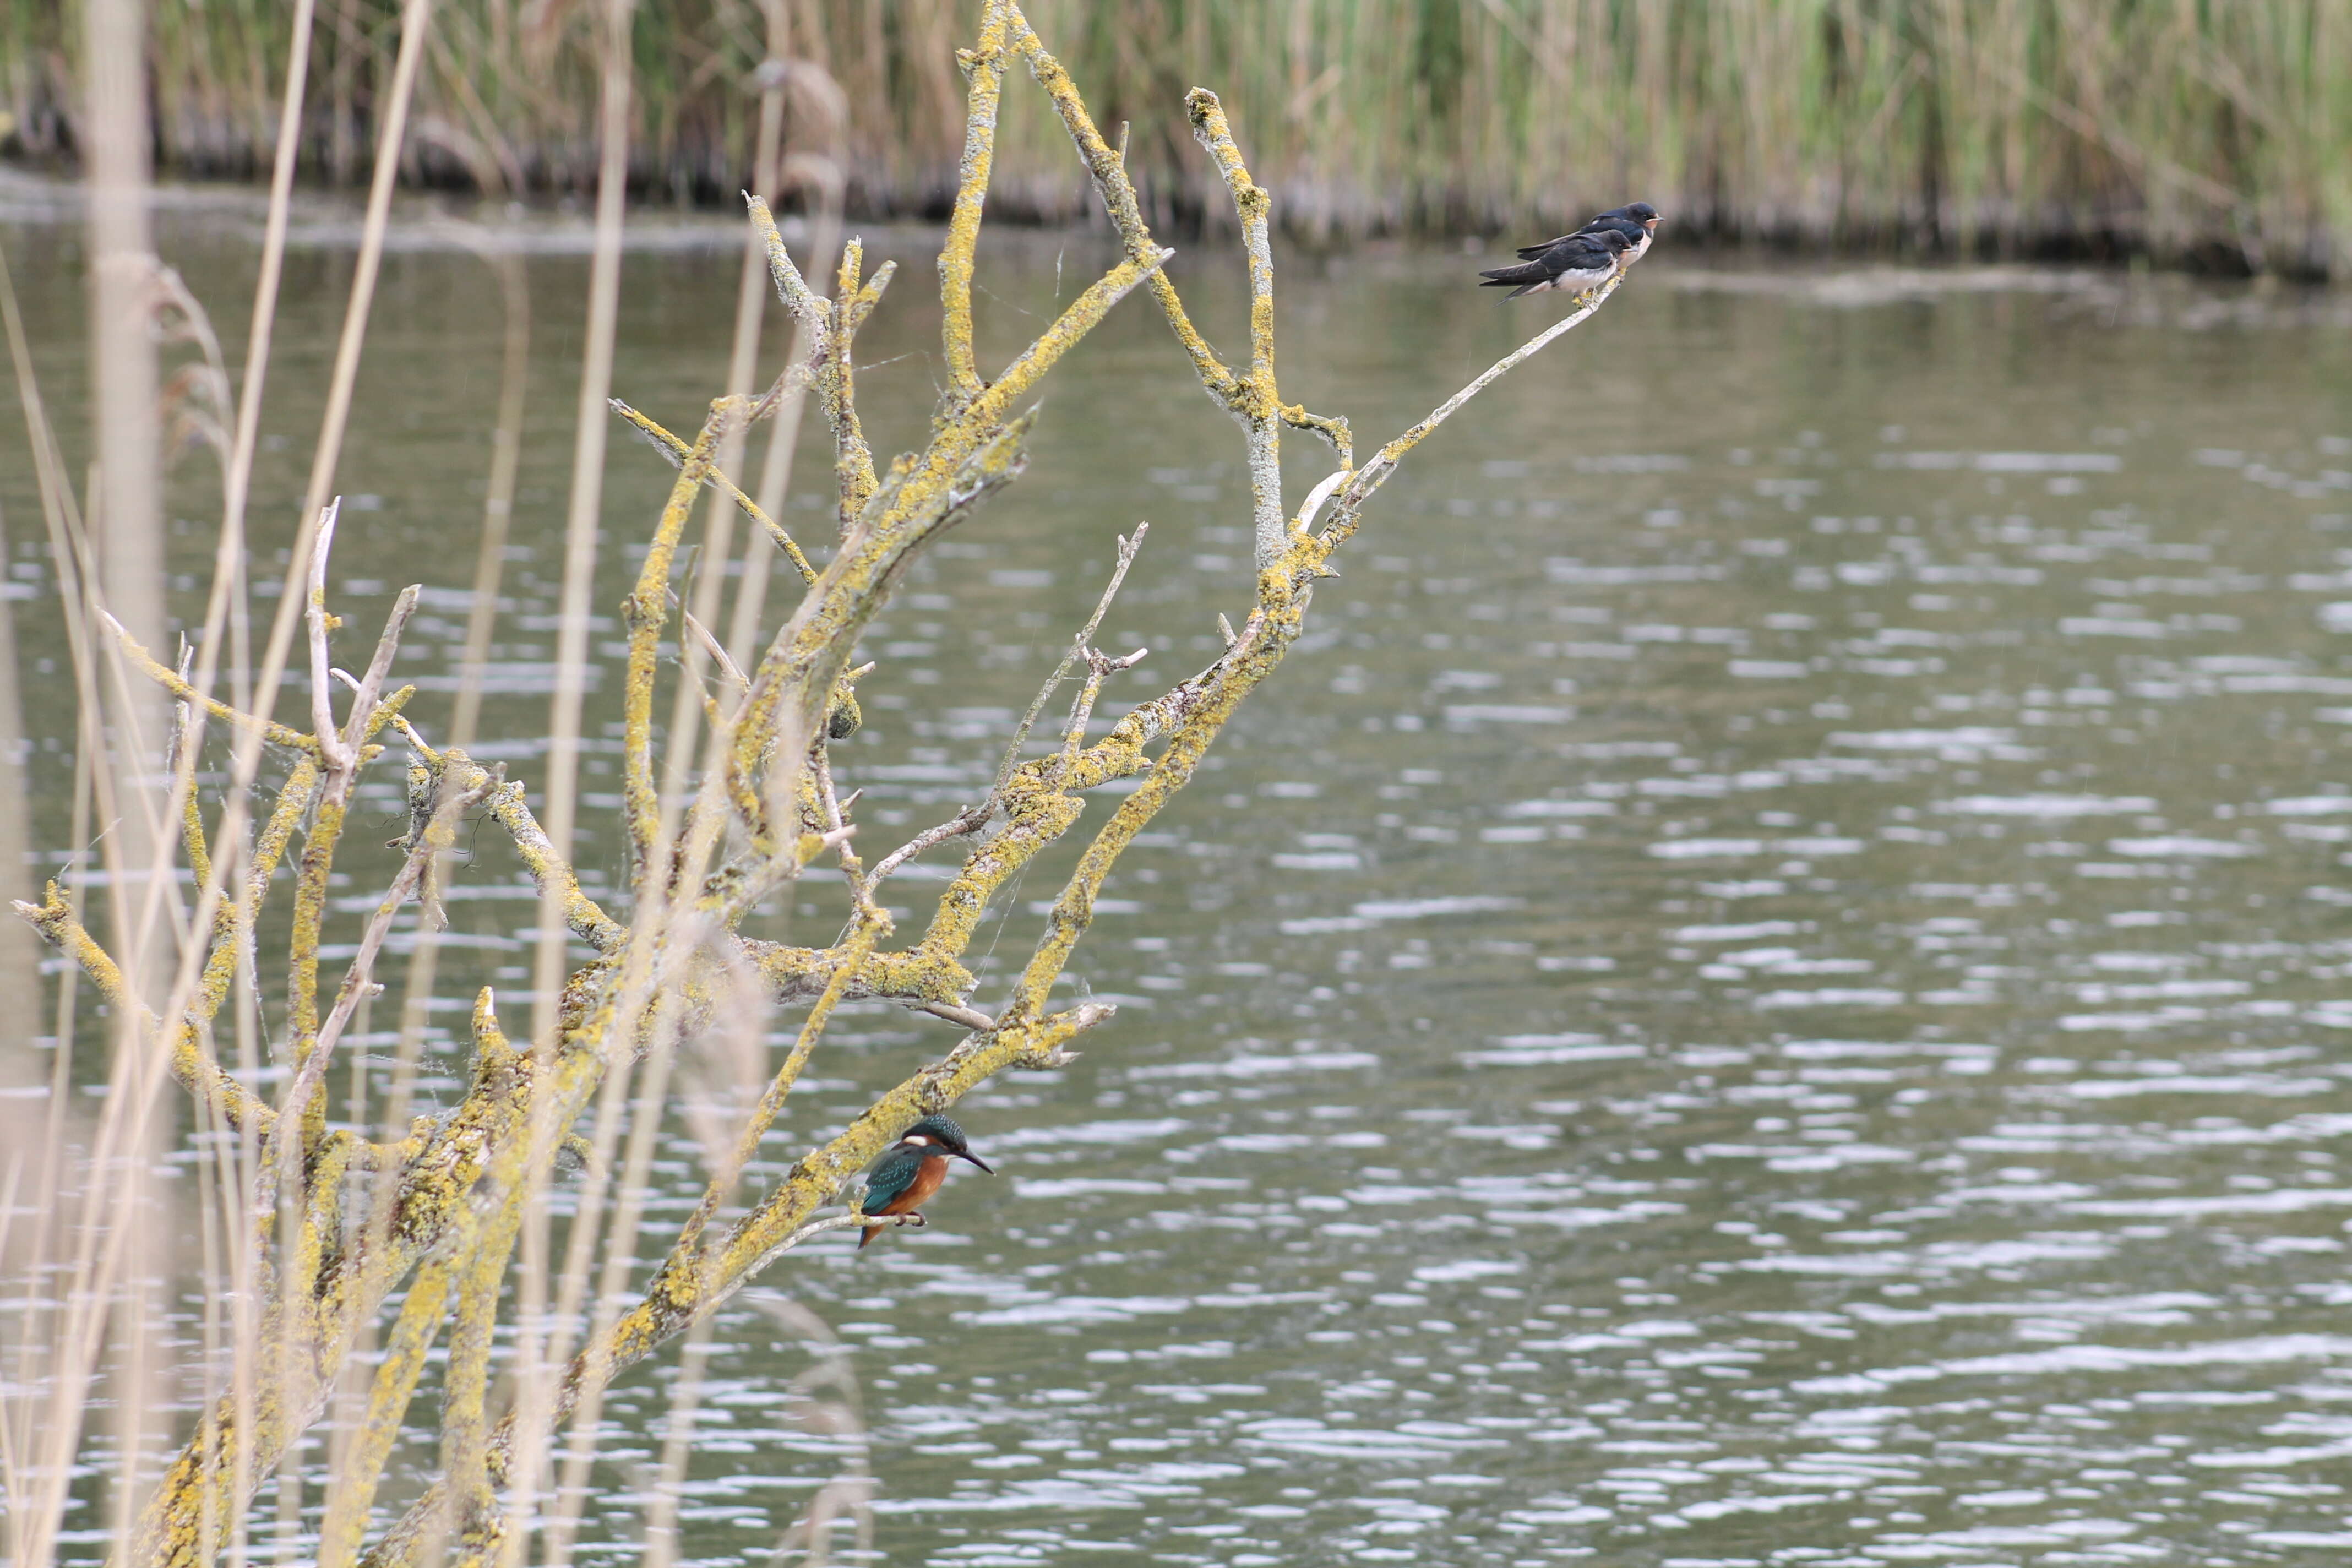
left=11, top=178, right=2352, bottom=1566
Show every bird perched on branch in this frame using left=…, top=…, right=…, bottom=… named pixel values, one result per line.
left=1477, top=224, right=1632, bottom=300
left=1517, top=202, right=1661, bottom=268
left=856, top=1113, right=994, bottom=1250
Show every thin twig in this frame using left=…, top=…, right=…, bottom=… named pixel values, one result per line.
left=274, top=773, right=498, bottom=1179
left=337, top=585, right=422, bottom=760
left=991, top=522, right=1147, bottom=797
left=868, top=803, right=992, bottom=888
left=97, top=609, right=315, bottom=752
left=1056, top=646, right=1149, bottom=780
left=913, top=1001, right=998, bottom=1033
left=680, top=609, right=749, bottom=689
left=1322, top=265, right=1631, bottom=546
left=747, top=1209, right=925, bottom=1276
left=825, top=242, right=887, bottom=529
left=611, top=396, right=817, bottom=583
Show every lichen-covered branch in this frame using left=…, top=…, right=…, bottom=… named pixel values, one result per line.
left=1184, top=89, right=1287, bottom=567
left=1012, top=583, right=1297, bottom=1020
left=726, top=412, right=1037, bottom=871
left=1006, top=14, right=1237, bottom=400
left=13, top=886, right=276, bottom=1140
left=750, top=195, right=893, bottom=537
left=622, top=400, right=732, bottom=879
left=743, top=939, right=974, bottom=1011
left=1319, top=264, right=1631, bottom=548
left=34, top=9, right=1648, bottom=1568
left=285, top=538, right=423, bottom=1152
left=664, top=917, right=878, bottom=1275
left=611, top=396, right=818, bottom=582
left=277, top=769, right=499, bottom=1159
left=313, top=1249, right=454, bottom=1568
left=826, top=242, right=889, bottom=529
left=432, top=998, right=533, bottom=1553
left=938, top=4, right=1012, bottom=409
left=429, top=749, right=626, bottom=952
left=1006, top=7, right=1351, bottom=473
left=102, top=608, right=317, bottom=752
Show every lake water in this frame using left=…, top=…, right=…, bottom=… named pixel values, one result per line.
left=10, top=179, right=2352, bottom=1566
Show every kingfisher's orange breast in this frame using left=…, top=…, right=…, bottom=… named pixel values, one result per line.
left=873, top=1153, right=949, bottom=1216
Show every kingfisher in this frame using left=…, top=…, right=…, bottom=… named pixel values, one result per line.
left=856, top=1113, right=994, bottom=1250
left=1477, top=224, right=1631, bottom=300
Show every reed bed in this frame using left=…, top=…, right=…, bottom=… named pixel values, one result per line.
left=5, top=1, right=2349, bottom=274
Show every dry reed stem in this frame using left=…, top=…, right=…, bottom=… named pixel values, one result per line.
left=78, top=2, right=176, bottom=1541
left=447, top=237, right=531, bottom=753
left=502, top=0, right=637, bottom=1555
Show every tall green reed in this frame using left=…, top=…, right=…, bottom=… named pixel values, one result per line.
left=6, top=2, right=2349, bottom=270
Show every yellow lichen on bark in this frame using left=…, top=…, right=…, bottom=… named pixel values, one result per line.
left=27, top=6, right=1638, bottom=1565
left=938, top=6, right=1013, bottom=406
left=622, top=401, right=730, bottom=878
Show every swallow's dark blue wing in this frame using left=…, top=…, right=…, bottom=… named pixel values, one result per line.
left=1575, top=216, right=1647, bottom=249
left=1481, top=235, right=1616, bottom=297
left=1479, top=257, right=1553, bottom=287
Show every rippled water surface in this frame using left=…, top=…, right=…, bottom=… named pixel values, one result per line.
left=12, top=188, right=2352, bottom=1565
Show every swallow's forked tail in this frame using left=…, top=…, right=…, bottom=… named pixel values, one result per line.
left=1477, top=258, right=1555, bottom=300
left=1477, top=259, right=1547, bottom=286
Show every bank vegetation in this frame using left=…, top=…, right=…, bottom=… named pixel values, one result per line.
left=3, top=1, right=2347, bottom=274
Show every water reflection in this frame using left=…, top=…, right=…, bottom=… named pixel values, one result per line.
left=8, top=191, right=2352, bottom=1564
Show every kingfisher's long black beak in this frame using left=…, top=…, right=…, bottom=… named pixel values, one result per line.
left=957, top=1150, right=995, bottom=1174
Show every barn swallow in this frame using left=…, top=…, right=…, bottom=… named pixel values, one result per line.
left=1516, top=202, right=1662, bottom=267
left=1477, top=226, right=1631, bottom=300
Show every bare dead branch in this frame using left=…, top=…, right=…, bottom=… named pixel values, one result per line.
left=1056, top=645, right=1150, bottom=780
left=913, top=1000, right=998, bottom=1033
left=680, top=608, right=748, bottom=690
left=611, top=395, right=818, bottom=584
left=1320, top=265, right=1632, bottom=548
left=275, top=771, right=500, bottom=1150
left=1184, top=89, right=1286, bottom=567
left=304, top=497, right=347, bottom=767
left=335, top=584, right=421, bottom=762
left=868, top=802, right=992, bottom=889
left=992, top=521, right=1147, bottom=798
left=100, top=609, right=316, bottom=753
